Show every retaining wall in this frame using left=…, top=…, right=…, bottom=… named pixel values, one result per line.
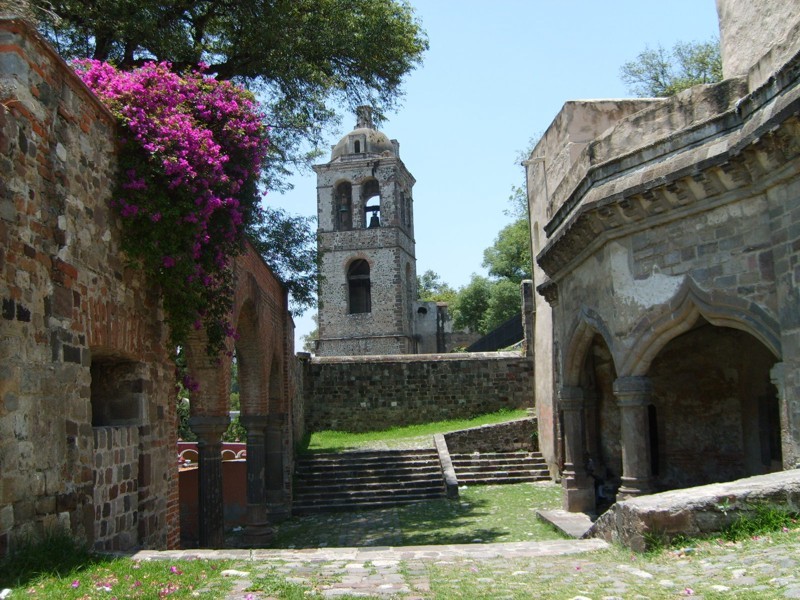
left=303, top=352, right=534, bottom=433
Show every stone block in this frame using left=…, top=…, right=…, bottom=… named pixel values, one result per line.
left=590, top=471, right=800, bottom=551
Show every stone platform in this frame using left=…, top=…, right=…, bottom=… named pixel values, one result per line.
left=590, top=470, right=800, bottom=551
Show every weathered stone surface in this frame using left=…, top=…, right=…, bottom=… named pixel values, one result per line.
left=444, top=417, right=537, bottom=454
left=590, top=470, right=800, bottom=551
left=527, top=0, right=800, bottom=497
left=304, top=352, right=534, bottom=433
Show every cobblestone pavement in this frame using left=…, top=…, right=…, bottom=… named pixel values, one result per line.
left=132, top=533, right=800, bottom=599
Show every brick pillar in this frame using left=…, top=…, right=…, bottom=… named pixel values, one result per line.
left=239, top=415, right=272, bottom=544
left=614, top=376, right=654, bottom=498
left=559, top=386, right=594, bottom=513
left=189, top=416, right=228, bottom=548
left=266, top=413, right=290, bottom=520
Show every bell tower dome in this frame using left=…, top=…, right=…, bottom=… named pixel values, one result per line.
left=313, top=107, right=418, bottom=356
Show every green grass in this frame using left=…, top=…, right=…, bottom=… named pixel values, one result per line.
left=0, top=529, right=236, bottom=599
left=270, top=481, right=563, bottom=549
left=720, top=504, right=800, bottom=542
left=299, top=408, right=529, bottom=453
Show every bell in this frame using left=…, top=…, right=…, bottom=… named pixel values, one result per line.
left=368, top=213, right=380, bottom=228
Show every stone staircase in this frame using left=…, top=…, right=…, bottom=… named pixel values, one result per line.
left=450, top=451, right=550, bottom=485
left=293, top=449, right=447, bottom=513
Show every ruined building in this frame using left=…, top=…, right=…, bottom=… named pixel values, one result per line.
left=528, top=0, right=800, bottom=513
left=314, top=108, right=447, bottom=356
left=0, top=17, right=296, bottom=554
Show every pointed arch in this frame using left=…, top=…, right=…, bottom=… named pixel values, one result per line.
left=622, top=278, right=782, bottom=376
left=562, top=306, right=618, bottom=387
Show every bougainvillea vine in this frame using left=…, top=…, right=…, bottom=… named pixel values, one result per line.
left=74, top=60, right=269, bottom=356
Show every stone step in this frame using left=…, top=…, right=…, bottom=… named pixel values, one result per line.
left=295, top=478, right=443, bottom=493
left=293, top=449, right=448, bottom=514
left=295, top=484, right=446, bottom=502
left=296, top=449, right=438, bottom=463
left=293, top=494, right=443, bottom=514
left=449, top=451, right=551, bottom=486
left=295, top=462, right=442, bottom=475
left=457, top=472, right=550, bottom=483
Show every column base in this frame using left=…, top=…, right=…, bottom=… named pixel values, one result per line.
left=562, top=473, right=596, bottom=514
left=617, top=477, right=652, bottom=499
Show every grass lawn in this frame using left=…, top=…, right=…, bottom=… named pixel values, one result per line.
left=0, top=531, right=236, bottom=599
left=271, top=481, right=564, bottom=548
left=299, top=408, right=530, bottom=453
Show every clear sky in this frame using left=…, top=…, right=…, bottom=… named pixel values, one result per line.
left=268, top=0, right=722, bottom=347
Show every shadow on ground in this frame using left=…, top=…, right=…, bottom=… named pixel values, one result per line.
left=268, top=497, right=510, bottom=549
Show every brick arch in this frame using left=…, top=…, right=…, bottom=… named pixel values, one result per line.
left=235, top=298, right=267, bottom=416
left=621, top=278, right=782, bottom=377
left=562, top=306, right=618, bottom=387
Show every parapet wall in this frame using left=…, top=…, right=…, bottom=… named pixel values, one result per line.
left=303, top=353, right=534, bottom=433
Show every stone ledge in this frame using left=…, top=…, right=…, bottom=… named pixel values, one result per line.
left=590, top=470, right=800, bottom=552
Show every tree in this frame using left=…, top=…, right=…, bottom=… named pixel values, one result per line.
left=451, top=275, right=491, bottom=334
left=248, top=207, right=319, bottom=316
left=482, top=217, right=531, bottom=284
left=39, top=0, right=428, bottom=191
left=481, top=279, right=521, bottom=333
left=417, top=269, right=457, bottom=304
left=620, top=39, right=722, bottom=97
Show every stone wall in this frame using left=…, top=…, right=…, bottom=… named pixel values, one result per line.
left=0, top=18, right=177, bottom=555
left=303, top=352, right=534, bottom=433
left=92, top=427, right=139, bottom=551
left=527, top=1, right=800, bottom=513
left=443, top=417, right=537, bottom=454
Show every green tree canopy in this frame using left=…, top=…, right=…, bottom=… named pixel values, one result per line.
left=481, top=278, right=521, bottom=333
left=620, top=39, right=722, bottom=97
left=417, top=269, right=457, bottom=304
left=40, top=0, right=428, bottom=190
left=482, top=217, right=531, bottom=284
left=451, top=275, right=491, bottom=334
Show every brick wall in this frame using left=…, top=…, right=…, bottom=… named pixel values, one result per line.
left=0, top=18, right=177, bottom=555
left=303, top=353, right=534, bottom=433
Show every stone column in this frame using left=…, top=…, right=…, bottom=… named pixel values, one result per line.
left=613, top=376, right=654, bottom=498
left=266, top=413, right=290, bottom=520
left=189, top=415, right=229, bottom=548
left=559, top=386, right=594, bottom=513
left=239, top=415, right=272, bottom=545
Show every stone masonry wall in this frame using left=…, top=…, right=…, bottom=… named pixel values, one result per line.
left=0, top=19, right=177, bottom=555
left=92, top=427, right=139, bottom=551
left=443, top=417, right=538, bottom=454
left=304, top=353, right=534, bottom=433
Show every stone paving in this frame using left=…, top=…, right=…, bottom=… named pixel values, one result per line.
left=132, top=533, right=800, bottom=599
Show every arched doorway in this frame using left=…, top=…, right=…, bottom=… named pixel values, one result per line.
left=579, top=334, right=620, bottom=510
left=648, top=320, right=781, bottom=491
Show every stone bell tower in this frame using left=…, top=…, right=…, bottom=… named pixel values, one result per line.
left=314, top=107, right=419, bottom=356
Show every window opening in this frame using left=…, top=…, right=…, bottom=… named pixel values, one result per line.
left=348, top=259, right=371, bottom=313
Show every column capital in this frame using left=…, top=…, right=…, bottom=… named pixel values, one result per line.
left=558, top=385, right=584, bottom=410
left=239, top=414, right=269, bottom=430
left=189, top=415, right=229, bottom=443
left=613, top=376, right=653, bottom=407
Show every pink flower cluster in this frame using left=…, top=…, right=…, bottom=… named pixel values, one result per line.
left=74, top=60, right=269, bottom=355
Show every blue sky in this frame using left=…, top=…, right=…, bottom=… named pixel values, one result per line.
left=268, top=1, right=722, bottom=346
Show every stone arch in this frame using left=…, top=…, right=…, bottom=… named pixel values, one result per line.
left=621, top=278, right=782, bottom=377
left=347, top=258, right=372, bottom=314
left=334, top=180, right=353, bottom=231
left=645, top=319, right=782, bottom=490
left=362, top=177, right=381, bottom=227
left=562, top=306, right=618, bottom=387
